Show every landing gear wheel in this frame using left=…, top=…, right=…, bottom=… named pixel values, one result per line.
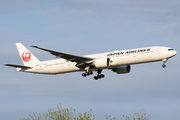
left=85, top=72, right=89, bottom=76
left=82, top=71, right=93, bottom=78
left=100, top=74, right=105, bottom=78
left=97, top=74, right=101, bottom=79
left=89, top=71, right=93, bottom=75
left=162, top=64, right=166, bottom=68
left=82, top=73, right=86, bottom=77
left=94, top=76, right=98, bottom=80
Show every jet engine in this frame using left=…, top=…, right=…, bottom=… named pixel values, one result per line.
left=112, top=65, right=131, bottom=74
left=93, top=58, right=110, bottom=68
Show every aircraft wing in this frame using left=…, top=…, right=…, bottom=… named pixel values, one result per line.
left=31, top=46, right=94, bottom=63
left=4, top=64, right=31, bottom=69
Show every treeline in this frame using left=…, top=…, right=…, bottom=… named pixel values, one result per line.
left=21, top=103, right=151, bottom=120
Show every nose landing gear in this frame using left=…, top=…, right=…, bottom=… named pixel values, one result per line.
left=162, top=59, right=168, bottom=68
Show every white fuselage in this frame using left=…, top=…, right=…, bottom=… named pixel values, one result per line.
left=18, top=46, right=177, bottom=74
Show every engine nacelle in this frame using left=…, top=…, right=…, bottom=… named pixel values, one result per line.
left=112, top=65, right=131, bottom=74
left=93, top=58, right=110, bottom=68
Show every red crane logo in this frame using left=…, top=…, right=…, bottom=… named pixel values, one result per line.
left=22, top=51, right=31, bottom=62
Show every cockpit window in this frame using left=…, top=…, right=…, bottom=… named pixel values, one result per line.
left=168, top=49, right=174, bottom=51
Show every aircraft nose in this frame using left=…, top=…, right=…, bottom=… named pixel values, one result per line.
left=168, top=49, right=177, bottom=58
left=174, top=51, right=177, bottom=56
left=171, top=50, right=177, bottom=57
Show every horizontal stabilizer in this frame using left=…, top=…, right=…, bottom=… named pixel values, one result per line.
left=4, top=64, right=31, bottom=69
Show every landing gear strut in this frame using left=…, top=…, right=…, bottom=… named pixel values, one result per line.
left=94, top=70, right=105, bottom=80
left=162, top=59, right=168, bottom=68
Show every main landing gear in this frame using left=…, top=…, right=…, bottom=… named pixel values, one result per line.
left=93, top=70, right=105, bottom=80
left=82, top=71, right=93, bottom=77
left=162, top=58, right=168, bottom=68
left=81, top=70, right=105, bottom=80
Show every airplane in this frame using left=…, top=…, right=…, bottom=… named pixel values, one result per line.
left=4, top=43, right=177, bottom=80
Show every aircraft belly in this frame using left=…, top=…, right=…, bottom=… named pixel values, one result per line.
left=22, top=67, right=49, bottom=74
left=20, top=62, right=80, bottom=74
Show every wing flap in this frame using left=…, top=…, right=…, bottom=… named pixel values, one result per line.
left=31, top=45, right=94, bottom=63
left=4, top=64, right=32, bottom=69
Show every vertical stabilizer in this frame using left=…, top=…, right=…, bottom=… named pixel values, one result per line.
left=16, top=43, right=40, bottom=66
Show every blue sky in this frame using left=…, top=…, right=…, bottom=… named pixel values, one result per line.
left=0, top=0, right=180, bottom=119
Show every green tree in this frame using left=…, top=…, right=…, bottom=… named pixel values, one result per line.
left=105, top=109, right=151, bottom=120
left=21, top=103, right=95, bottom=120
left=21, top=104, right=151, bottom=120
